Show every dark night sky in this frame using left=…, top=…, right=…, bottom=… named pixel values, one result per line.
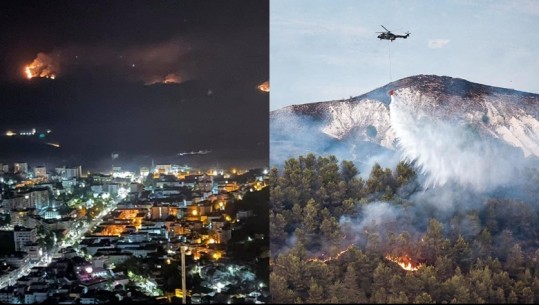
left=0, top=0, right=269, bottom=172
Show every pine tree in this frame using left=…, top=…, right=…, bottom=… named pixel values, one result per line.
left=302, top=199, right=319, bottom=235
left=306, top=279, right=324, bottom=304
left=506, top=244, right=524, bottom=277
left=269, top=273, right=295, bottom=303
left=413, top=292, right=434, bottom=304
left=341, top=160, right=358, bottom=183
left=270, top=212, right=287, bottom=246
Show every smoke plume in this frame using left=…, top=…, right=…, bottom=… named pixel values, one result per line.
left=390, top=91, right=527, bottom=192
left=340, top=201, right=402, bottom=239
left=25, top=52, right=59, bottom=79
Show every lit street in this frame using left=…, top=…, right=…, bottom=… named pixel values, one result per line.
left=0, top=201, right=117, bottom=290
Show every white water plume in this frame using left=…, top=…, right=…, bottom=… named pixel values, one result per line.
left=390, top=90, right=523, bottom=192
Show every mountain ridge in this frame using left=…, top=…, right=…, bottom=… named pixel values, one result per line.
left=270, top=75, right=539, bottom=178
left=272, top=74, right=539, bottom=117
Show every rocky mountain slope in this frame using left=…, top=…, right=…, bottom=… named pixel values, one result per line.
left=271, top=75, right=539, bottom=190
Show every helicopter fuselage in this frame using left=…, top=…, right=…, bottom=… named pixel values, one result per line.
left=377, top=32, right=409, bottom=41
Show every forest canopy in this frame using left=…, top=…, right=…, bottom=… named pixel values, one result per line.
left=270, top=154, right=539, bottom=304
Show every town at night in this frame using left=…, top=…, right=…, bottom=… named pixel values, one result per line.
left=0, top=162, right=269, bottom=303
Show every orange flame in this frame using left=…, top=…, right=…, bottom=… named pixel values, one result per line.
left=385, top=254, right=422, bottom=271
left=25, top=66, right=32, bottom=79
left=257, top=81, right=269, bottom=92
left=24, top=53, right=58, bottom=80
left=163, top=73, right=181, bottom=84
left=144, top=73, right=182, bottom=85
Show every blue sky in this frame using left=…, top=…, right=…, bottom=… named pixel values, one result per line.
left=270, top=0, right=539, bottom=110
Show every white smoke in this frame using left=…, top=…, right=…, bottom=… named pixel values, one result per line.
left=270, top=112, right=328, bottom=166
left=270, top=110, right=401, bottom=172
left=390, top=91, right=524, bottom=192
left=340, top=201, right=401, bottom=236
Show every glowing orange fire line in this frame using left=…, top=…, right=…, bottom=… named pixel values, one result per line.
left=306, top=244, right=355, bottom=263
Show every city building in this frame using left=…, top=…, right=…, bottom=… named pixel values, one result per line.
left=34, top=166, right=47, bottom=178
left=13, top=162, right=28, bottom=174
left=14, top=225, right=37, bottom=251
left=3, top=189, right=49, bottom=212
left=91, top=174, right=113, bottom=184
left=3, top=196, right=33, bottom=211
left=5, top=251, right=29, bottom=268
left=215, top=224, right=232, bottom=244
left=197, top=175, right=213, bottom=192
left=105, top=183, right=119, bottom=195
left=10, top=209, right=35, bottom=226
left=17, top=187, right=50, bottom=210
left=65, top=166, right=82, bottom=179
left=140, top=167, right=149, bottom=178
left=0, top=286, right=17, bottom=304
left=55, top=166, right=66, bottom=177
left=26, top=242, right=43, bottom=262
left=155, top=164, right=172, bottom=174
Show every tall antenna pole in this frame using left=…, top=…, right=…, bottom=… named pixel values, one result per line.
left=181, top=246, right=187, bottom=304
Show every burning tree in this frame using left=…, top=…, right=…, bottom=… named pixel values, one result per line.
left=384, top=254, right=423, bottom=271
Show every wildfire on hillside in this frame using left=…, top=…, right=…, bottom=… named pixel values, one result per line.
left=24, top=53, right=58, bottom=79
left=257, top=80, right=269, bottom=92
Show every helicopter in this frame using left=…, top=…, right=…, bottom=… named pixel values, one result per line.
left=377, top=25, right=410, bottom=41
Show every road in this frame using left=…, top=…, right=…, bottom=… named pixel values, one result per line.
left=0, top=202, right=117, bottom=289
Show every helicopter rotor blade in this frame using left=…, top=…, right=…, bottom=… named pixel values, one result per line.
left=381, top=25, right=389, bottom=31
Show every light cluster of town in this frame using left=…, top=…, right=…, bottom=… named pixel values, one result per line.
left=0, top=161, right=269, bottom=304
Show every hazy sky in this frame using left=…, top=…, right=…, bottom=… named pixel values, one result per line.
left=270, top=0, right=539, bottom=110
